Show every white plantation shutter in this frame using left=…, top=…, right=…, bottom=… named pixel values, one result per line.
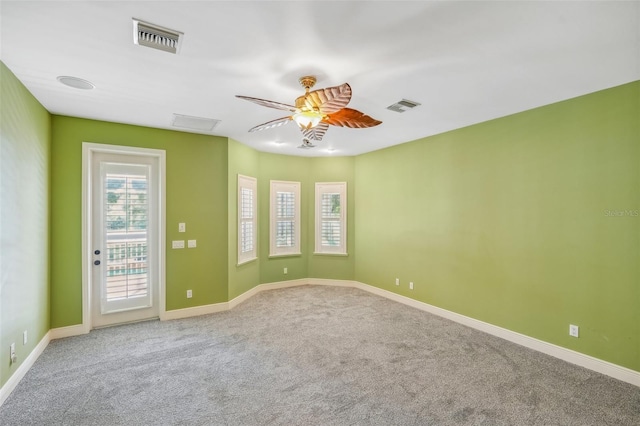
left=315, top=182, right=347, bottom=255
left=104, top=171, right=149, bottom=302
left=238, top=175, right=257, bottom=264
left=99, top=161, right=154, bottom=314
left=276, top=191, right=295, bottom=247
left=270, top=180, right=301, bottom=256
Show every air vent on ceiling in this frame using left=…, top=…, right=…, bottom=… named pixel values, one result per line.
left=386, top=99, right=421, bottom=113
left=133, top=18, right=183, bottom=54
left=172, top=114, right=220, bottom=132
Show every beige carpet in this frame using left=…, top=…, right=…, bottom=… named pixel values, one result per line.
left=1, top=285, right=639, bottom=425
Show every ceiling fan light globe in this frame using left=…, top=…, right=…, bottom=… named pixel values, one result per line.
left=293, top=110, right=323, bottom=129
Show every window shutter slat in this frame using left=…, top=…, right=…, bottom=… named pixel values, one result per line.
left=238, top=175, right=258, bottom=264
left=315, top=183, right=347, bottom=254
left=270, top=181, right=301, bottom=256
left=104, top=170, right=149, bottom=302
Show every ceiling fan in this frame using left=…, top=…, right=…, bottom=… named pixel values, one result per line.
left=236, top=76, right=382, bottom=143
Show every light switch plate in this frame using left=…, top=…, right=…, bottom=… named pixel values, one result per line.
left=187, top=240, right=196, bottom=248
left=178, top=222, right=186, bottom=233
left=172, top=240, right=185, bottom=249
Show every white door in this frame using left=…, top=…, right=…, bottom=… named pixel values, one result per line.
left=89, top=150, right=162, bottom=328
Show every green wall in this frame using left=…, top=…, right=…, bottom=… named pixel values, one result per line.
left=355, top=81, right=640, bottom=371
left=307, top=157, right=356, bottom=280
left=255, top=153, right=356, bottom=284
left=50, top=117, right=229, bottom=326
left=0, top=62, right=51, bottom=388
left=49, top=119, right=357, bottom=327
left=257, top=153, right=312, bottom=283
left=227, top=139, right=261, bottom=300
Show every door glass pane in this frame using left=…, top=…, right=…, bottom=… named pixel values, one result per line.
left=104, top=172, right=148, bottom=302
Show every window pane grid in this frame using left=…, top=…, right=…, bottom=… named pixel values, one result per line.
left=321, top=193, right=341, bottom=218
left=321, top=220, right=341, bottom=246
left=276, top=192, right=295, bottom=218
left=276, top=220, right=295, bottom=247
left=105, top=239, right=148, bottom=301
left=315, top=183, right=346, bottom=254
left=238, top=175, right=258, bottom=263
left=241, top=187, right=253, bottom=219
left=240, top=222, right=253, bottom=253
left=105, top=174, right=148, bottom=233
left=271, top=181, right=300, bottom=256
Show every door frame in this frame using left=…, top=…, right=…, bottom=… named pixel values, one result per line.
left=82, top=142, right=166, bottom=331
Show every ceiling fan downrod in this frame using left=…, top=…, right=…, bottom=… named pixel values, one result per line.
left=298, top=76, right=317, bottom=92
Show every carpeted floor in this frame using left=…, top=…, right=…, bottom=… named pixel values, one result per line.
left=1, top=285, right=639, bottom=425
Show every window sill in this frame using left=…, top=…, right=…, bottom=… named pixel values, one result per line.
left=268, top=253, right=302, bottom=259
left=313, top=252, right=348, bottom=257
left=237, top=257, right=258, bottom=267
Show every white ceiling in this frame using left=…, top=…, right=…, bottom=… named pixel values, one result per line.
left=1, top=1, right=638, bottom=157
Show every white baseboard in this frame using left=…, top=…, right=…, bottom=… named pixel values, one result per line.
left=344, top=280, right=640, bottom=388
left=227, top=277, right=640, bottom=387
left=49, top=324, right=89, bottom=340
left=0, top=331, right=51, bottom=407
left=161, top=301, right=229, bottom=321
left=228, top=279, right=309, bottom=309
left=228, top=286, right=260, bottom=310
left=308, top=278, right=355, bottom=288
left=227, top=278, right=307, bottom=309
left=164, top=279, right=309, bottom=319
left=2, top=277, right=637, bottom=409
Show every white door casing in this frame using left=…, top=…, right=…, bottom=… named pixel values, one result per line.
left=82, top=143, right=166, bottom=330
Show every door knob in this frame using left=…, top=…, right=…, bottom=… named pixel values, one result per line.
left=94, top=260, right=101, bottom=266
left=94, top=250, right=100, bottom=255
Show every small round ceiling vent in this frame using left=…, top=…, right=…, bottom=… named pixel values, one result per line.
left=57, top=76, right=95, bottom=90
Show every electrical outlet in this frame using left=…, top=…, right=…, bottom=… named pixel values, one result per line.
left=409, top=282, right=414, bottom=290
left=23, top=331, right=28, bottom=345
left=395, top=278, right=399, bottom=286
left=178, top=222, right=186, bottom=233
left=187, top=289, right=192, bottom=299
left=284, top=267, right=288, bottom=275
left=172, top=240, right=185, bottom=249
left=10, top=343, right=16, bottom=364
left=569, top=324, right=579, bottom=338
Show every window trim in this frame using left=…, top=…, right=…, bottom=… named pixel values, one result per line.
left=314, top=182, right=347, bottom=255
left=270, top=180, right=301, bottom=257
left=237, top=174, right=258, bottom=265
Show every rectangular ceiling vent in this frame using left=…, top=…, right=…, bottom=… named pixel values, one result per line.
left=386, top=99, right=421, bottom=113
left=133, top=18, right=183, bottom=54
left=172, top=114, right=220, bottom=132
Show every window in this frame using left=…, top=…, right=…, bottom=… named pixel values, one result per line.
left=315, top=182, right=347, bottom=255
left=238, top=175, right=257, bottom=265
left=270, top=180, right=301, bottom=257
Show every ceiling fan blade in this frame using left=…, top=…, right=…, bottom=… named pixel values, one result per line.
left=305, top=83, right=352, bottom=115
left=236, top=95, right=297, bottom=112
left=248, top=116, right=292, bottom=133
left=324, top=108, right=382, bottom=128
left=301, top=122, right=329, bottom=141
